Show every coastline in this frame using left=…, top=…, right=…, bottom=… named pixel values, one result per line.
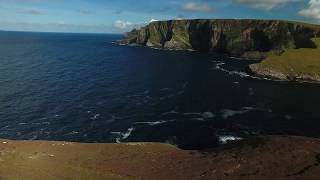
left=117, top=42, right=320, bottom=84
left=119, top=19, right=320, bottom=83
left=118, top=42, right=320, bottom=84
left=248, top=61, right=320, bottom=84
left=1, top=136, right=320, bottom=179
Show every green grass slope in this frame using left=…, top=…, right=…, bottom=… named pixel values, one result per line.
left=250, top=38, right=320, bottom=81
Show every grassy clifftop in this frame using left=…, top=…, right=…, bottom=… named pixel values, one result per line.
left=249, top=38, right=320, bottom=81
left=1, top=136, right=320, bottom=179
left=120, top=19, right=320, bottom=59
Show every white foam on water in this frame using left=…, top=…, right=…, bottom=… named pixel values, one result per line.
left=135, top=119, right=177, bottom=127
left=201, top=112, right=215, bottom=118
left=65, top=131, right=80, bottom=135
left=192, top=118, right=205, bottom=121
left=242, top=107, right=257, bottom=111
left=213, top=61, right=274, bottom=80
left=219, top=135, right=243, bottom=144
left=91, top=114, right=100, bottom=120
left=110, top=132, right=121, bottom=135
left=211, top=60, right=222, bottom=63
left=229, top=56, right=245, bottom=60
left=221, top=107, right=257, bottom=119
left=183, top=112, right=215, bottom=119
left=32, top=122, right=50, bottom=125
left=162, top=110, right=178, bottom=115
left=147, top=46, right=196, bottom=52
left=122, top=127, right=134, bottom=140
left=183, top=112, right=202, bottom=116
left=134, top=121, right=166, bottom=126
left=113, top=127, right=135, bottom=143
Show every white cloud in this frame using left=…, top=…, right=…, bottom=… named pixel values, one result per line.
left=299, top=0, right=320, bottom=19
left=181, top=2, right=214, bottom=12
left=113, top=20, right=133, bottom=30
left=236, top=0, right=299, bottom=10
left=149, top=19, right=158, bottom=23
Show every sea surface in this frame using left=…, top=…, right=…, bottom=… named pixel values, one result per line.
left=1, top=31, right=320, bottom=149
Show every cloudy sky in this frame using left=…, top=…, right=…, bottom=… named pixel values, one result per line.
left=0, top=0, right=319, bottom=33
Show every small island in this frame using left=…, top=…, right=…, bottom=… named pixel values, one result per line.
left=119, top=19, right=320, bottom=82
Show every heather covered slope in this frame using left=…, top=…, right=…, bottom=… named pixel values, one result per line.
left=119, top=19, right=320, bottom=59
left=0, top=136, right=320, bottom=179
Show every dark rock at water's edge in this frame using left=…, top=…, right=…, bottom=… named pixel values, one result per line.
left=118, top=19, right=320, bottom=59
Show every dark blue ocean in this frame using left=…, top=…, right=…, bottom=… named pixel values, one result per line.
left=1, top=31, right=320, bottom=149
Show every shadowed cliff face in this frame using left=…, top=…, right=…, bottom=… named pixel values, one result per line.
left=120, top=19, right=320, bottom=59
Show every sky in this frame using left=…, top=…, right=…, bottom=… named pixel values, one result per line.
left=0, top=0, right=320, bottom=33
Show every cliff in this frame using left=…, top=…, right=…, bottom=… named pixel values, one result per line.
left=119, top=19, right=320, bottom=59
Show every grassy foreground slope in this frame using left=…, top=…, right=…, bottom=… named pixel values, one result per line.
left=249, top=38, right=320, bottom=81
left=0, top=136, right=320, bottom=179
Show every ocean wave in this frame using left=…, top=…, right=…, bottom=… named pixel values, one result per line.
left=213, top=60, right=275, bottom=81
left=192, top=118, right=205, bottom=121
left=31, top=122, right=51, bottom=125
left=91, top=114, right=100, bottom=120
left=218, top=135, right=243, bottom=144
left=162, top=110, right=179, bottom=116
left=221, top=107, right=257, bottom=119
left=229, top=56, right=246, bottom=60
left=183, top=112, right=202, bottom=116
left=115, top=127, right=135, bottom=143
left=183, top=112, right=215, bottom=119
left=202, top=112, right=215, bottom=118
left=134, top=119, right=177, bottom=127
left=134, top=121, right=166, bottom=126
left=65, top=131, right=80, bottom=136
left=148, top=46, right=196, bottom=52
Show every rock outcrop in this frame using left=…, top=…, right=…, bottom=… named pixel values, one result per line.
left=119, top=19, right=320, bottom=59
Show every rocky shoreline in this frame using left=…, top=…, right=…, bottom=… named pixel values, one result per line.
left=249, top=63, right=320, bottom=82
left=1, top=136, right=320, bottom=179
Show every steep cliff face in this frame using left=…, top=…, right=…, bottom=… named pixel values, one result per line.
left=120, top=19, right=320, bottom=59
